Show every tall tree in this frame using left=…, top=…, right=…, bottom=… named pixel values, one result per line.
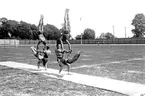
left=104, top=32, right=115, bottom=39
left=83, top=28, right=95, bottom=39
left=44, top=24, right=60, bottom=40
left=100, top=33, right=105, bottom=39
left=75, top=34, right=82, bottom=40
left=30, top=24, right=39, bottom=40
left=99, top=32, right=115, bottom=39
left=0, top=17, right=61, bottom=40
left=0, top=17, right=7, bottom=24
left=0, top=17, right=8, bottom=38
left=6, top=20, right=18, bottom=38
left=16, top=21, right=32, bottom=39
left=132, top=13, right=145, bottom=38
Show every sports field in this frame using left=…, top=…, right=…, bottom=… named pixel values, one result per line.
left=0, top=44, right=145, bottom=96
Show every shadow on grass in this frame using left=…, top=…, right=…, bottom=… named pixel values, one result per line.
left=23, top=68, right=64, bottom=78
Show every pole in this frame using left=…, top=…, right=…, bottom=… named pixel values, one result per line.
left=80, top=16, right=83, bottom=45
left=113, top=25, right=115, bottom=37
left=125, top=26, right=126, bottom=38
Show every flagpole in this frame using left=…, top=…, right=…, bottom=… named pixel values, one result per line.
left=80, top=17, right=83, bottom=44
left=125, top=26, right=126, bottom=38
left=113, top=25, right=115, bottom=37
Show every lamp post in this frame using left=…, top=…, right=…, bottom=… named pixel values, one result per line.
left=113, top=25, right=115, bottom=37
left=80, top=17, right=83, bottom=44
left=81, top=33, right=83, bottom=44
left=125, top=26, right=126, bottom=38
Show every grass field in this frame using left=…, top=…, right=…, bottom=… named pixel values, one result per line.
left=1, top=44, right=145, bottom=96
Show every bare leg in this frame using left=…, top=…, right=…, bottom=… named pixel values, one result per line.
left=38, top=34, right=46, bottom=50
left=66, top=40, right=71, bottom=51
left=44, top=65, right=47, bottom=70
left=57, top=38, right=64, bottom=50
left=65, top=40, right=72, bottom=58
left=37, top=41, right=41, bottom=50
left=45, top=62, right=47, bottom=70
left=57, top=59, right=62, bottom=74
left=42, top=41, right=47, bottom=50
left=31, top=46, right=43, bottom=60
left=62, top=34, right=71, bottom=51
left=59, top=62, right=64, bottom=74
left=60, top=39, right=64, bottom=50
left=37, top=60, right=41, bottom=69
left=67, top=64, right=71, bottom=75
left=31, top=46, right=39, bottom=59
left=31, top=46, right=37, bottom=55
left=67, top=51, right=82, bottom=64
left=44, top=59, right=48, bottom=70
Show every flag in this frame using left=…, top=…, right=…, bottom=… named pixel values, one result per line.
left=8, top=32, right=11, bottom=37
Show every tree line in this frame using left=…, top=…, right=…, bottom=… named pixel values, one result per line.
left=0, top=17, right=61, bottom=40
left=0, top=13, right=144, bottom=40
left=0, top=17, right=97, bottom=40
left=76, top=13, right=145, bottom=39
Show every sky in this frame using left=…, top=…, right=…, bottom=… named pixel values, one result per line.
left=0, top=0, right=145, bottom=38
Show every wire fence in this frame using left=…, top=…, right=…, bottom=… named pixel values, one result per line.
left=0, top=39, right=19, bottom=47
left=1, top=38, right=145, bottom=47
left=19, top=40, right=56, bottom=45
left=70, top=38, right=145, bottom=44
left=20, top=38, right=145, bottom=45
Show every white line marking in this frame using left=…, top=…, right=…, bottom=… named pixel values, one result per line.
left=0, top=61, right=145, bottom=96
left=81, top=58, right=92, bottom=61
left=70, top=58, right=144, bottom=70
left=127, top=70, right=145, bottom=74
left=1, top=56, right=13, bottom=58
left=81, top=54, right=91, bottom=57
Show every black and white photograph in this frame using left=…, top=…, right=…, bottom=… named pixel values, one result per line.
left=0, top=0, right=145, bottom=96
